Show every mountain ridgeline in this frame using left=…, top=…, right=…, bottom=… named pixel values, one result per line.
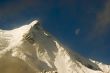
left=0, top=20, right=110, bottom=73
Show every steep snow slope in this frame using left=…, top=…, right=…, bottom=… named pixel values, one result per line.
left=0, top=20, right=110, bottom=73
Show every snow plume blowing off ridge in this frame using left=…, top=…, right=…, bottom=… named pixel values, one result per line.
left=0, top=20, right=110, bottom=73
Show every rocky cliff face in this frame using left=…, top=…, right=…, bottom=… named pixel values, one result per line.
left=0, top=20, right=110, bottom=73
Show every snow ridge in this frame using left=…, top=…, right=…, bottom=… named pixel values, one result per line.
left=0, top=20, right=110, bottom=73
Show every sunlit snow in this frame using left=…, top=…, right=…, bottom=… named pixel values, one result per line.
left=0, top=20, right=109, bottom=73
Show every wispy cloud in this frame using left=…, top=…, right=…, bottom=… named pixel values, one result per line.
left=0, top=0, right=37, bottom=17
left=75, top=28, right=80, bottom=36
left=91, top=0, right=110, bottom=38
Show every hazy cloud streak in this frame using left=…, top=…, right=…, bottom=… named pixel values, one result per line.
left=75, top=28, right=80, bottom=36
left=92, top=0, right=110, bottom=38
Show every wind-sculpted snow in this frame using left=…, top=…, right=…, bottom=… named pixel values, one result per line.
left=0, top=20, right=110, bottom=73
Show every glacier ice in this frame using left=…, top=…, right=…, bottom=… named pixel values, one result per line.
left=0, top=20, right=110, bottom=73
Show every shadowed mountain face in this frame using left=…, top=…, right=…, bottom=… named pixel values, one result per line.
left=0, top=20, right=109, bottom=73
left=0, top=56, right=36, bottom=73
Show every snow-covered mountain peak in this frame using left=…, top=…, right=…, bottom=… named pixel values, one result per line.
left=0, top=20, right=110, bottom=73
left=29, top=20, right=39, bottom=26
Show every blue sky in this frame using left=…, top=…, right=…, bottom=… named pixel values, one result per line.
left=0, top=0, right=110, bottom=64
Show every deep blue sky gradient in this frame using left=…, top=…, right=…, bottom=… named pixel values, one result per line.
left=0, top=0, right=110, bottom=64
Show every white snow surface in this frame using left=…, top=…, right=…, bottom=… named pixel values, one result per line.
left=0, top=20, right=110, bottom=73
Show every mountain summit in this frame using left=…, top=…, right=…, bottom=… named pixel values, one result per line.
left=0, top=20, right=110, bottom=73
